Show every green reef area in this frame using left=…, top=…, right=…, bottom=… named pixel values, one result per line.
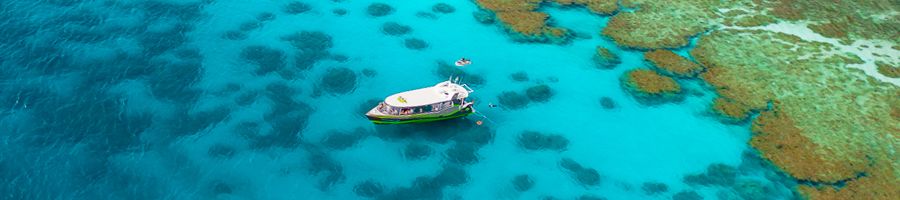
left=475, top=0, right=900, bottom=199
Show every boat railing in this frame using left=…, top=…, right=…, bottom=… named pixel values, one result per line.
left=460, top=84, right=474, bottom=93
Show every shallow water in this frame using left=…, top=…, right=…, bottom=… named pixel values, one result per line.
left=0, top=0, right=797, bottom=199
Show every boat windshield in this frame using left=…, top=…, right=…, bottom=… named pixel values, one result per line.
left=379, top=101, right=455, bottom=115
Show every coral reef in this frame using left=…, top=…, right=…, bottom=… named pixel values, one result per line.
left=876, top=62, right=899, bottom=78
left=683, top=163, right=737, bottom=186
left=404, top=143, right=433, bottom=160
left=321, top=128, right=367, bottom=150
left=445, top=142, right=480, bottom=165
left=207, top=144, right=236, bottom=159
left=472, top=10, right=495, bottom=24
left=641, top=182, right=668, bottom=195
left=257, top=12, right=276, bottom=21
left=693, top=29, right=900, bottom=199
left=379, top=165, right=468, bottom=199
left=354, top=180, right=384, bottom=198
left=473, top=0, right=572, bottom=43
left=672, top=190, right=703, bottom=200
left=599, top=97, right=616, bottom=109
left=555, top=0, right=618, bottom=15
left=512, top=174, right=535, bottom=191
left=240, top=45, right=285, bottom=75
left=282, top=31, right=333, bottom=52
left=525, top=84, right=553, bottom=102
left=222, top=30, right=246, bottom=40
left=404, top=38, right=429, bottom=50
left=644, top=49, right=704, bottom=77
left=333, top=8, right=347, bottom=16
left=711, top=97, right=752, bottom=123
left=432, top=3, right=455, bottom=14
left=593, top=46, right=620, bottom=69
left=319, top=67, right=357, bottom=94
left=382, top=22, right=412, bottom=36
left=497, top=91, right=530, bottom=109
left=577, top=195, right=607, bottom=200
left=602, top=1, right=718, bottom=49
left=517, top=131, right=569, bottom=151
left=284, top=1, right=311, bottom=14
left=510, top=71, right=529, bottom=82
left=621, top=69, right=682, bottom=104
left=559, top=158, right=600, bottom=186
left=367, top=3, right=393, bottom=17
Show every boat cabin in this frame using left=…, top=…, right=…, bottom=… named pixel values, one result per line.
left=376, top=81, right=471, bottom=115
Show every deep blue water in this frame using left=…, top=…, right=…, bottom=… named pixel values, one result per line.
left=0, top=0, right=798, bottom=199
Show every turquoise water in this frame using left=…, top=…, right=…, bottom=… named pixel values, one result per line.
left=0, top=0, right=798, bottom=199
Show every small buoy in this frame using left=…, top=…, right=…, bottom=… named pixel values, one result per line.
left=476, top=120, right=483, bottom=126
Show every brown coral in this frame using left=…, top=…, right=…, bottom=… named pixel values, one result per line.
left=644, top=49, right=704, bottom=77
left=555, top=0, right=618, bottom=15
left=711, top=97, right=751, bottom=122
left=623, top=69, right=680, bottom=95
left=875, top=62, right=899, bottom=78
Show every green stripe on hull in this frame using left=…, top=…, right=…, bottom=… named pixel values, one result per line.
left=369, top=108, right=474, bottom=125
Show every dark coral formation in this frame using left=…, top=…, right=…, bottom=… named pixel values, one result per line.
left=283, top=31, right=333, bottom=52
left=238, top=21, right=261, bottom=32
left=240, top=45, right=286, bottom=75
left=367, top=3, right=394, bottom=17
left=711, top=97, right=753, bottom=123
left=672, top=190, right=703, bottom=200
left=444, top=142, right=480, bottom=165
left=560, top=158, right=600, bottom=186
left=474, top=0, right=617, bottom=43
left=404, top=143, right=433, bottom=160
left=641, top=182, right=668, bottom=195
left=621, top=69, right=682, bottom=104
left=599, top=97, right=616, bottom=110
left=295, top=50, right=330, bottom=71
left=257, top=12, right=276, bottom=21
left=517, top=131, right=569, bottom=151
left=472, top=10, right=495, bottom=24
left=333, top=8, right=347, bottom=16
left=683, top=163, right=737, bottom=186
left=207, top=143, right=236, bottom=159
left=354, top=180, right=384, bottom=198
left=432, top=3, right=456, bottom=14
left=307, top=152, right=346, bottom=190
left=284, top=1, right=312, bottom=14
left=222, top=30, right=247, bottom=40
left=404, top=38, right=429, bottom=50
left=497, top=91, right=530, bottom=109
left=382, top=22, right=412, bottom=36
left=512, top=174, right=535, bottom=191
left=379, top=165, right=468, bottom=199
left=321, top=128, right=367, bottom=150
left=525, top=84, right=553, bottom=102
left=644, top=49, right=704, bottom=77
left=593, top=46, right=620, bottom=69
left=510, top=71, right=529, bottom=82
left=319, top=67, right=357, bottom=95
left=577, top=195, right=608, bottom=200
left=875, top=61, right=899, bottom=78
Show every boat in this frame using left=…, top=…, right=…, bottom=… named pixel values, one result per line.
left=365, top=79, right=475, bottom=124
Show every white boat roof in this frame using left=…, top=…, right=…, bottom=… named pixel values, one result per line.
left=385, top=81, right=470, bottom=107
